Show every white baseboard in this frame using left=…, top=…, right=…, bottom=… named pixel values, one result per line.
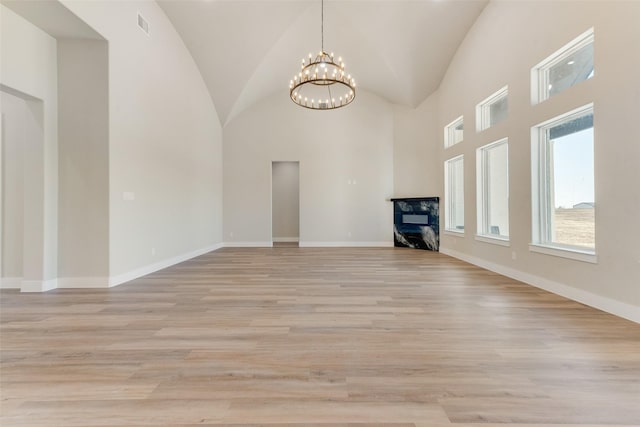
left=224, top=241, right=273, bottom=247
left=58, top=277, right=110, bottom=288
left=109, top=243, right=223, bottom=287
left=2, top=244, right=225, bottom=292
left=223, top=241, right=394, bottom=248
left=1, top=277, right=22, bottom=289
left=440, top=247, right=640, bottom=324
left=272, top=237, right=299, bottom=243
left=21, top=278, right=58, bottom=293
left=299, top=241, right=394, bottom=247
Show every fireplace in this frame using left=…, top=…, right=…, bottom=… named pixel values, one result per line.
left=390, top=197, right=439, bottom=251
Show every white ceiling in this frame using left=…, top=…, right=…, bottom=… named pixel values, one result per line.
left=2, top=0, right=104, bottom=40
left=158, top=0, right=488, bottom=125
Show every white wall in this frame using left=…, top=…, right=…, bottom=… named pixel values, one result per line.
left=0, top=91, right=26, bottom=283
left=272, top=161, right=299, bottom=242
left=57, top=39, right=109, bottom=282
left=392, top=94, right=441, bottom=198
left=59, top=1, right=223, bottom=282
left=0, top=5, right=58, bottom=291
left=396, top=0, right=640, bottom=320
left=224, top=91, right=394, bottom=246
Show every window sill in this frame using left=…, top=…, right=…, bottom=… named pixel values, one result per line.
left=444, top=230, right=465, bottom=237
left=529, top=243, right=597, bottom=264
left=475, top=235, right=510, bottom=247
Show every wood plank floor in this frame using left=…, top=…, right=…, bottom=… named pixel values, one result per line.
left=1, top=247, right=639, bottom=426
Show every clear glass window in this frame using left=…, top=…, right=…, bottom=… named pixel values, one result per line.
left=477, top=139, right=509, bottom=239
left=445, top=155, right=464, bottom=232
left=489, top=96, right=508, bottom=127
left=444, top=116, right=464, bottom=148
left=532, top=104, right=595, bottom=252
left=533, top=28, right=594, bottom=103
left=477, top=86, right=508, bottom=131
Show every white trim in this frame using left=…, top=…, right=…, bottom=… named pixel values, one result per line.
left=299, top=241, right=393, bottom=247
left=533, top=103, right=594, bottom=129
left=58, top=277, right=110, bottom=288
left=21, top=279, right=58, bottom=293
left=476, top=138, right=509, bottom=239
left=272, top=237, right=299, bottom=243
left=440, top=247, right=638, bottom=324
left=1, top=277, right=22, bottom=289
left=531, top=103, right=595, bottom=249
left=444, top=115, right=464, bottom=148
left=476, top=85, right=508, bottom=131
left=475, top=235, right=510, bottom=247
left=224, top=241, right=273, bottom=248
left=529, top=243, right=597, bottom=264
left=444, top=155, right=465, bottom=233
left=532, top=27, right=594, bottom=104
left=109, top=243, right=223, bottom=287
left=137, top=12, right=150, bottom=36
left=443, top=230, right=465, bottom=237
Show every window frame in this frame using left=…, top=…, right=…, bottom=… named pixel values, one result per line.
left=476, top=138, right=510, bottom=244
left=444, top=155, right=465, bottom=234
left=531, top=28, right=594, bottom=104
left=444, top=115, right=464, bottom=148
left=530, top=103, right=596, bottom=262
left=476, top=86, right=508, bottom=132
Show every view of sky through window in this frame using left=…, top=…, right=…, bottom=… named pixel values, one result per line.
left=551, top=128, right=594, bottom=209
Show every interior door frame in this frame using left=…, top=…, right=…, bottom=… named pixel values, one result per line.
left=270, top=160, right=300, bottom=245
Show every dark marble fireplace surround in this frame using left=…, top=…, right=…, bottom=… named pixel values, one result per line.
left=390, top=197, right=439, bottom=251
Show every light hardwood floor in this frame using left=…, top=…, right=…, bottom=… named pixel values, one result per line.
left=1, top=247, right=639, bottom=426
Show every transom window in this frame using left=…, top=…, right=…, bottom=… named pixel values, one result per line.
left=476, top=86, right=508, bottom=131
left=532, top=28, right=594, bottom=104
left=444, top=116, right=464, bottom=148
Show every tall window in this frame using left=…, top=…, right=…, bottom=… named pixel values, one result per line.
left=477, top=139, right=509, bottom=241
left=477, top=86, right=508, bottom=131
left=532, top=28, right=594, bottom=104
left=445, top=155, right=464, bottom=232
left=532, top=104, right=595, bottom=256
left=444, top=116, right=464, bottom=148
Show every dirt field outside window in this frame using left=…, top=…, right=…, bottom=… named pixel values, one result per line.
left=553, top=208, right=595, bottom=248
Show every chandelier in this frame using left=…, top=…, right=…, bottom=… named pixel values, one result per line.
left=289, top=0, right=356, bottom=110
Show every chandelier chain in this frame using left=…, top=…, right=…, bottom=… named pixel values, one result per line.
left=321, top=0, right=324, bottom=52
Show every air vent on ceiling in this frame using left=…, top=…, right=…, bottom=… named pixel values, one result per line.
left=137, top=13, right=150, bottom=35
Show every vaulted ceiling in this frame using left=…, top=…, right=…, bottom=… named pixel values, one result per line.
left=158, top=0, right=488, bottom=125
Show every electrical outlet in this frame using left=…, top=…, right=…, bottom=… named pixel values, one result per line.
left=229, top=231, right=234, bottom=238
left=151, top=247, right=156, bottom=256
left=512, top=251, right=517, bottom=260
left=347, top=231, right=352, bottom=238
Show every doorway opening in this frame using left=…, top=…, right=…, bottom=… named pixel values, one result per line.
left=0, top=88, right=43, bottom=289
left=271, top=161, right=299, bottom=247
